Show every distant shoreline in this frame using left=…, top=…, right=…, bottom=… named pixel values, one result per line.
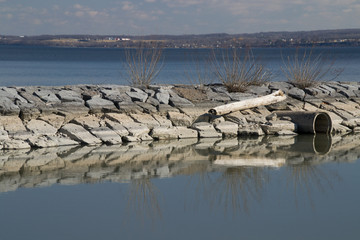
left=1, top=28, right=360, bottom=48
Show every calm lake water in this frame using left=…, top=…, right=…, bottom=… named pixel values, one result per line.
left=0, top=45, right=359, bottom=86
left=0, top=134, right=360, bottom=240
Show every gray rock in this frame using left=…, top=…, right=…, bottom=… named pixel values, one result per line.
left=17, top=102, right=41, bottom=121
left=228, top=92, right=255, bottom=101
left=2, top=139, right=31, bottom=150
left=28, top=135, right=79, bottom=148
left=238, top=123, right=265, bottom=136
left=85, top=95, right=117, bottom=113
left=60, top=123, right=102, bottom=145
left=33, top=89, right=61, bottom=104
left=260, top=120, right=297, bottom=135
left=57, top=90, right=84, bottom=103
left=0, top=96, right=20, bottom=115
left=123, top=122, right=150, bottom=137
left=152, top=114, right=173, bottom=127
left=101, top=89, right=132, bottom=103
left=0, top=127, right=9, bottom=141
left=144, top=89, right=156, bottom=97
left=105, top=120, right=129, bottom=137
left=0, top=87, right=28, bottom=103
left=224, top=111, right=248, bottom=125
left=136, top=102, right=158, bottom=114
left=90, top=127, right=123, bottom=145
left=146, top=96, right=160, bottom=106
left=174, top=127, right=198, bottom=139
left=247, top=85, right=271, bottom=96
left=71, top=115, right=101, bottom=130
left=126, top=88, right=148, bottom=102
left=130, top=113, right=160, bottom=129
left=168, top=90, right=194, bottom=107
left=151, top=126, right=178, bottom=140
left=155, top=90, right=170, bottom=104
left=269, top=82, right=293, bottom=93
left=288, top=87, right=305, bottom=100
left=214, top=121, right=239, bottom=138
left=157, top=104, right=180, bottom=115
left=167, top=111, right=193, bottom=127
left=192, top=122, right=222, bottom=138
left=25, top=119, right=58, bottom=136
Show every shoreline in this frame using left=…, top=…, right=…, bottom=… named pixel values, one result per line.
left=1, top=81, right=360, bottom=150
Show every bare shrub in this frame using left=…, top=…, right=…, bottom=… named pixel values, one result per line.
left=282, top=48, right=343, bottom=89
left=212, top=48, right=272, bottom=92
left=184, top=51, right=214, bottom=89
left=125, top=42, right=163, bottom=88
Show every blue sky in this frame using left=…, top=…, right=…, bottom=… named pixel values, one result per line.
left=0, top=0, right=359, bottom=35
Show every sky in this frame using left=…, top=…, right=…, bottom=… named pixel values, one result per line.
left=0, top=0, right=359, bottom=36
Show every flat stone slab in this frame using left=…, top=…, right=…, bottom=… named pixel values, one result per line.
left=0, top=87, right=27, bottom=102
left=90, top=127, right=123, bottom=145
left=0, top=96, right=20, bottom=116
left=155, top=89, right=170, bottom=104
left=0, top=116, right=27, bottom=133
left=33, top=89, right=61, bottom=104
left=167, top=111, right=192, bottom=127
left=2, top=139, right=31, bottom=150
left=105, top=119, right=129, bottom=137
left=192, top=122, right=222, bottom=138
left=71, top=115, right=101, bottom=129
left=85, top=96, right=117, bottom=113
left=175, top=127, right=198, bottom=139
left=28, top=135, right=79, bottom=148
left=130, top=113, right=160, bottom=129
left=38, top=114, right=65, bottom=129
left=152, top=114, right=173, bottom=127
left=56, top=90, right=84, bottom=103
left=261, top=120, right=297, bottom=135
left=126, top=88, right=148, bottom=102
left=60, top=123, right=102, bottom=145
left=104, top=113, right=134, bottom=124
left=25, top=119, right=58, bottom=136
left=123, top=122, right=150, bottom=137
left=238, top=123, right=265, bottom=136
left=214, top=121, right=239, bottom=138
left=151, top=126, right=178, bottom=140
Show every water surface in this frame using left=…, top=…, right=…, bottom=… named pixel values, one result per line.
left=0, top=134, right=360, bottom=240
left=0, top=46, right=359, bottom=86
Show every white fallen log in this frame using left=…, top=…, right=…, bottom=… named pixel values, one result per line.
left=209, top=90, right=286, bottom=115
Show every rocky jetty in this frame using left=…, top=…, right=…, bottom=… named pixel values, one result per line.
left=1, top=81, right=360, bottom=149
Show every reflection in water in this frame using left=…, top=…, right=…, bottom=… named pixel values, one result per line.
left=286, top=161, right=341, bottom=208
left=1, top=133, right=360, bottom=218
left=211, top=167, right=268, bottom=215
left=127, top=177, right=162, bottom=222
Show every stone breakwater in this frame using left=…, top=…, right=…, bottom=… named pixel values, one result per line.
left=1, top=81, right=360, bottom=150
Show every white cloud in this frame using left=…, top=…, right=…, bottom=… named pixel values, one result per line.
left=122, top=1, right=135, bottom=11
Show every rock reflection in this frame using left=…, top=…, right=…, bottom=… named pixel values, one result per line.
left=1, top=133, right=360, bottom=216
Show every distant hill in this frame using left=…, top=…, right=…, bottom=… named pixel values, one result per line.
left=1, top=29, right=360, bottom=48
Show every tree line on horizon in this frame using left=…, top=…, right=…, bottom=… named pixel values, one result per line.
left=1, top=28, right=360, bottom=48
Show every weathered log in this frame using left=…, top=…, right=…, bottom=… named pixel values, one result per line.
left=209, top=90, right=286, bottom=115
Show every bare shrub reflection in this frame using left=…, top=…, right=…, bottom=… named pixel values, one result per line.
left=286, top=161, right=342, bottom=208
left=210, top=167, right=269, bottom=215
left=126, top=177, right=162, bottom=222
